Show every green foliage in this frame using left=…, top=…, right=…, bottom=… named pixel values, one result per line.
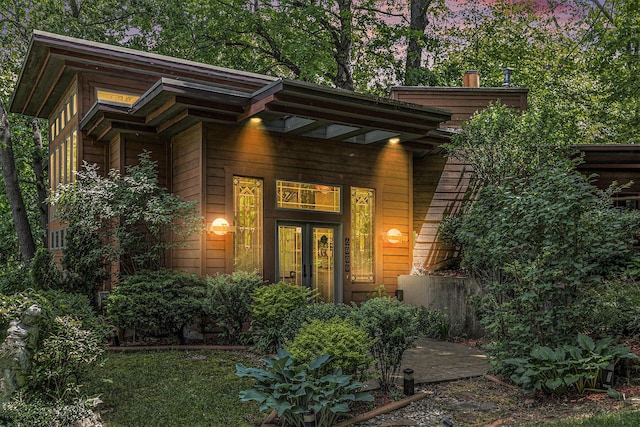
left=205, top=271, right=264, bottom=345
left=105, top=269, right=207, bottom=342
left=0, top=290, right=108, bottom=347
left=352, top=297, right=427, bottom=392
left=28, top=247, right=61, bottom=291
left=581, top=278, right=640, bottom=339
left=51, top=151, right=203, bottom=290
left=250, top=282, right=315, bottom=353
left=0, top=259, right=30, bottom=295
left=236, top=349, right=373, bottom=427
left=505, top=334, right=637, bottom=396
left=280, top=302, right=353, bottom=344
left=30, top=316, right=104, bottom=402
left=414, top=306, right=453, bottom=340
left=450, top=168, right=640, bottom=370
left=0, top=394, right=101, bottom=427
left=445, top=103, right=576, bottom=190
left=286, top=318, right=373, bottom=380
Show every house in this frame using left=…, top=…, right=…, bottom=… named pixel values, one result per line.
left=10, top=31, right=459, bottom=304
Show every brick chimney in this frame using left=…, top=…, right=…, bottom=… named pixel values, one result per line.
left=463, top=70, right=480, bottom=88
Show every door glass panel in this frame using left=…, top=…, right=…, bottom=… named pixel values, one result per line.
left=313, top=227, right=334, bottom=302
left=278, top=225, right=302, bottom=286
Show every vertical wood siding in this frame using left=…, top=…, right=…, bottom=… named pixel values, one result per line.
left=203, top=122, right=412, bottom=301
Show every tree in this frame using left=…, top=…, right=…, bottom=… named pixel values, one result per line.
left=51, top=152, right=203, bottom=293
left=441, top=105, right=640, bottom=372
left=0, top=99, right=36, bottom=262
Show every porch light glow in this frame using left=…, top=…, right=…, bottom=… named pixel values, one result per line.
left=249, top=117, right=263, bottom=125
left=386, top=228, right=403, bottom=244
left=210, top=217, right=235, bottom=235
left=389, top=137, right=400, bottom=144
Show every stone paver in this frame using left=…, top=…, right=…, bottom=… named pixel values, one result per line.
left=397, top=338, right=489, bottom=385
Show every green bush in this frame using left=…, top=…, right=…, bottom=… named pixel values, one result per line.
left=280, top=302, right=353, bottom=343
left=505, top=333, right=637, bottom=396
left=286, top=318, right=373, bottom=380
left=447, top=168, right=640, bottom=372
left=0, top=290, right=108, bottom=346
left=205, top=271, right=264, bottom=345
left=0, top=394, right=101, bottom=427
left=30, top=316, right=105, bottom=401
left=414, top=306, right=453, bottom=340
left=28, top=247, right=62, bottom=291
left=236, top=349, right=373, bottom=427
left=0, top=259, right=30, bottom=295
left=353, top=296, right=426, bottom=392
left=250, top=282, right=314, bottom=353
left=105, top=269, right=207, bottom=342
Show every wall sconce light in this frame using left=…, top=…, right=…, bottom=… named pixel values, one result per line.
left=209, top=218, right=236, bottom=236
left=385, top=228, right=403, bottom=244
left=388, top=137, right=400, bottom=145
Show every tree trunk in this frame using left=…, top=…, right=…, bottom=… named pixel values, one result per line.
left=405, top=0, right=433, bottom=86
left=0, top=99, right=36, bottom=262
left=333, top=0, right=354, bottom=91
left=32, top=118, right=49, bottom=248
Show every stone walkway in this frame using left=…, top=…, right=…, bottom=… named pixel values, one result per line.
left=396, top=338, right=489, bottom=385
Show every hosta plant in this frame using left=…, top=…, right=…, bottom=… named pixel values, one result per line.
left=236, top=349, right=372, bottom=427
left=505, top=333, right=637, bottom=396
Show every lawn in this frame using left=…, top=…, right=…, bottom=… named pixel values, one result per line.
left=83, top=350, right=263, bottom=427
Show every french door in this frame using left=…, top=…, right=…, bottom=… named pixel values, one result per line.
left=277, top=222, right=341, bottom=303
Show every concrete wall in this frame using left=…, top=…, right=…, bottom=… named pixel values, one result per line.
left=398, top=275, right=484, bottom=338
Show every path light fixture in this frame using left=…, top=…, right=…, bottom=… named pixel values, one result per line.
left=303, top=410, right=315, bottom=427
left=403, top=367, right=414, bottom=396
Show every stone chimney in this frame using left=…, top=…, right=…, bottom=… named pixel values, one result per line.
left=463, top=70, right=480, bottom=88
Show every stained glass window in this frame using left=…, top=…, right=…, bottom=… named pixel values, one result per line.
left=233, top=176, right=263, bottom=273
left=351, top=187, right=374, bottom=282
left=276, top=180, right=340, bottom=213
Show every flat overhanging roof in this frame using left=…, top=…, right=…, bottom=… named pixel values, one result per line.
left=11, top=31, right=452, bottom=152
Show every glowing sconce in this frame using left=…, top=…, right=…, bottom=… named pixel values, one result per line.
left=209, top=218, right=235, bottom=236
left=389, top=137, right=400, bottom=145
left=385, top=228, right=403, bottom=244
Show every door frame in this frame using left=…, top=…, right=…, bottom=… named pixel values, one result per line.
left=275, top=220, right=343, bottom=304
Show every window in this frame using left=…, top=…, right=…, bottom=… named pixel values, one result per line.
left=233, top=176, right=263, bottom=273
left=49, top=90, right=77, bottom=221
left=276, top=180, right=341, bottom=213
left=96, top=89, right=140, bottom=106
left=351, top=187, right=374, bottom=282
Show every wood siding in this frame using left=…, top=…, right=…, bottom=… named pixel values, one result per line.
left=390, top=87, right=528, bottom=129
left=203, top=122, right=413, bottom=302
left=412, top=155, right=472, bottom=271
left=171, top=125, right=204, bottom=275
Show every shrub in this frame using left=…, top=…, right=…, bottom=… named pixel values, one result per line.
left=0, top=394, right=101, bottom=427
left=414, top=306, right=453, bottom=340
left=0, top=290, right=109, bottom=346
left=236, top=349, right=373, bottom=427
left=447, top=168, right=640, bottom=372
left=352, top=296, right=426, bottom=392
left=250, top=282, right=314, bottom=353
left=105, top=269, right=207, bottom=343
left=0, top=259, right=30, bottom=295
left=29, top=248, right=62, bottom=291
left=505, top=333, right=637, bottom=396
left=205, top=271, right=264, bottom=345
left=30, top=316, right=105, bottom=401
left=286, top=318, right=373, bottom=380
left=280, top=302, right=353, bottom=344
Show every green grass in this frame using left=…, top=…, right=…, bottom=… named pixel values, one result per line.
left=83, top=350, right=263, bottom=427
left=533, top=409, right=640, bottom=426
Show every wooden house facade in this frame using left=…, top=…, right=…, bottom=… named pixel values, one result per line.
left=10, top=31, right=454, bottom=304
